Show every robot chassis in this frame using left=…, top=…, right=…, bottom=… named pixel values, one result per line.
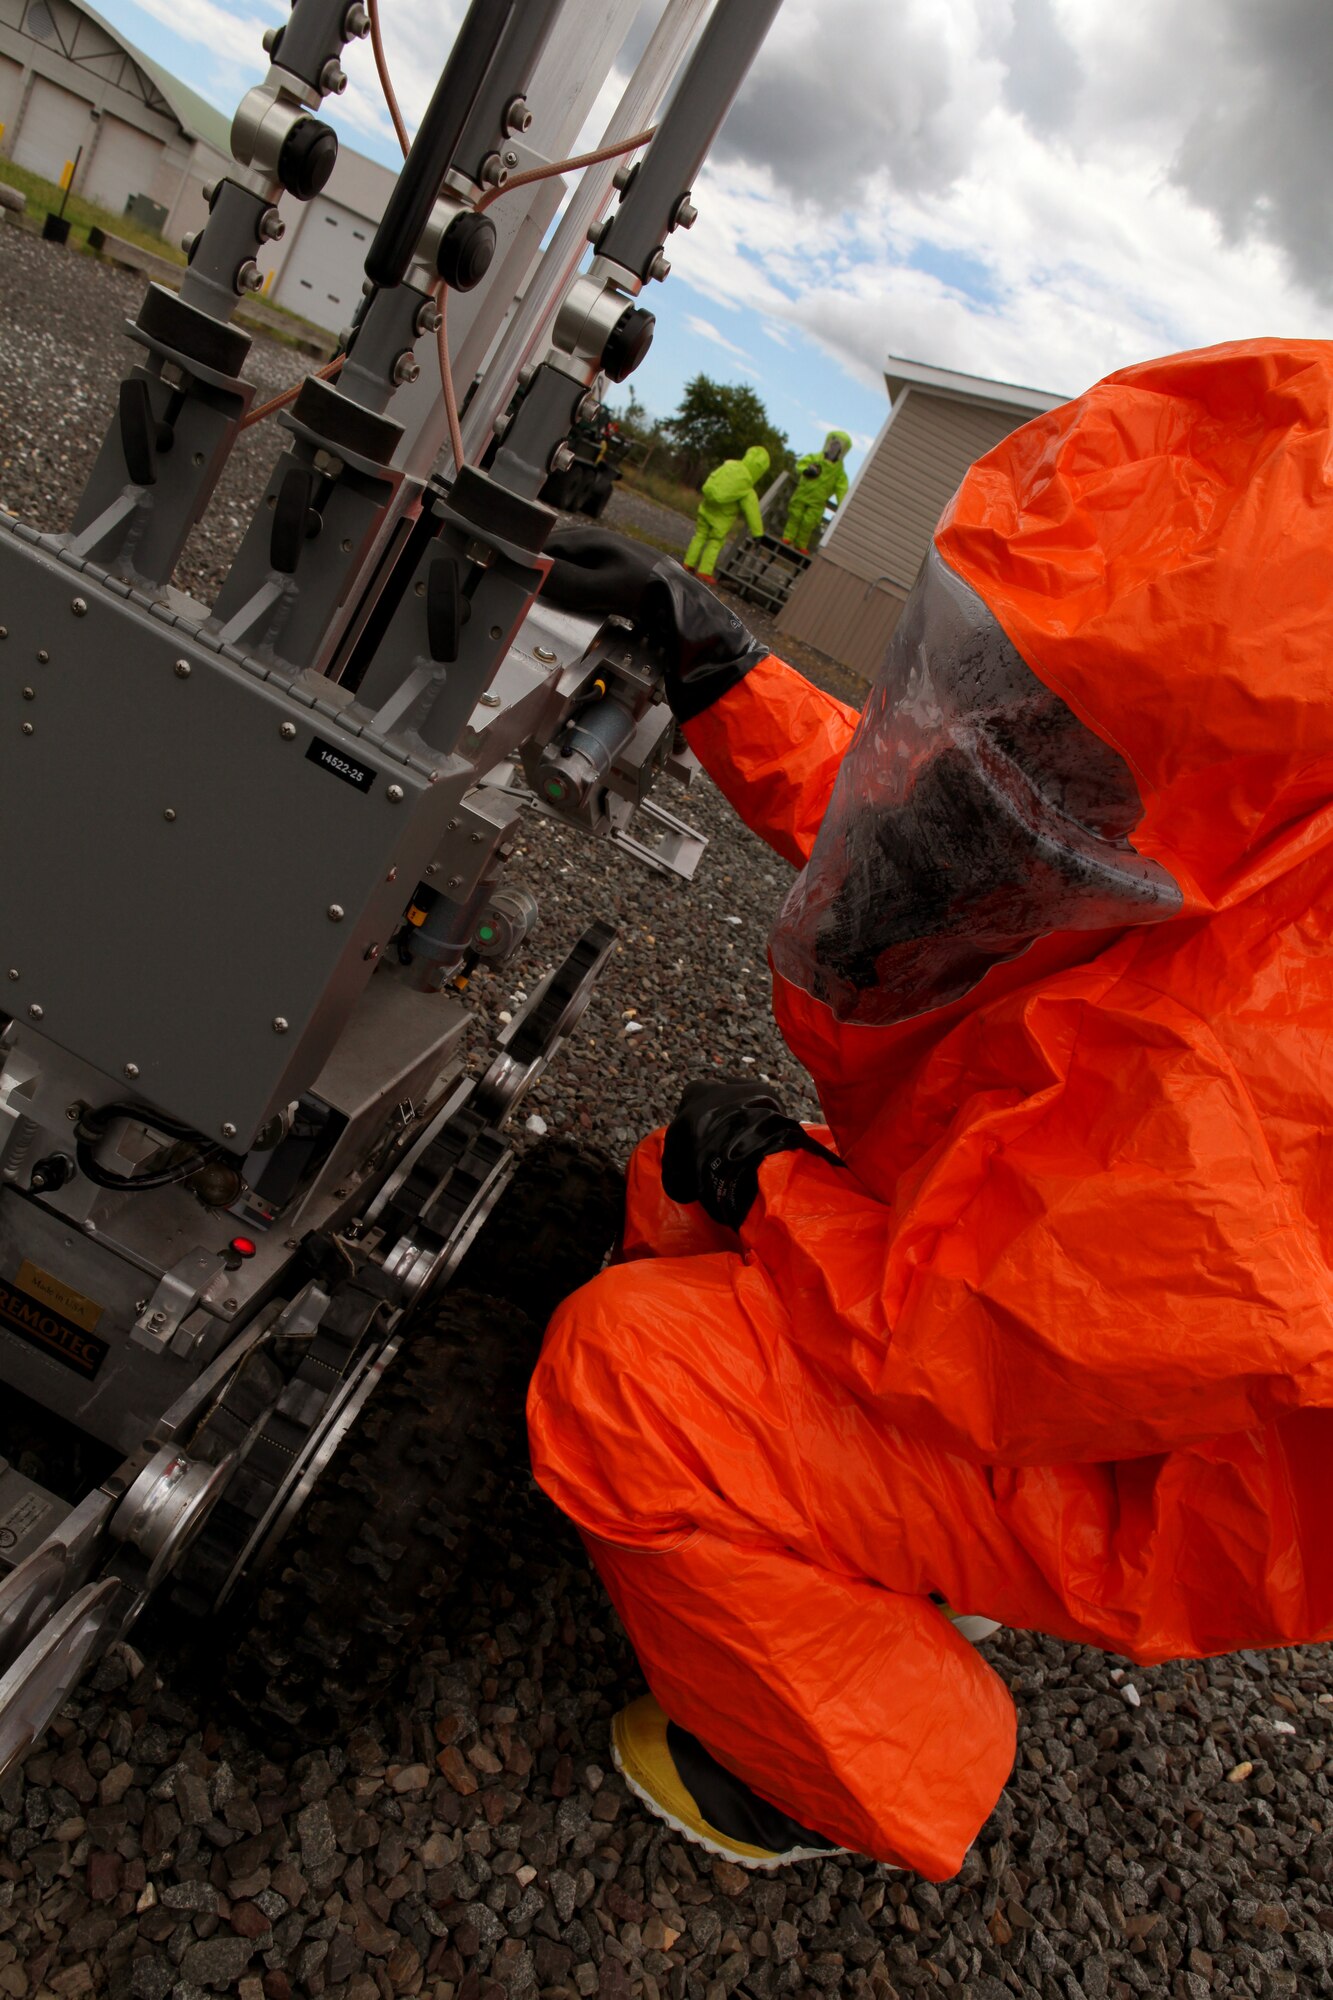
left=0, top=0, right=782, bottom=1776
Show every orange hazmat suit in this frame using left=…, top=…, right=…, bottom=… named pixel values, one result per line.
left=528, top=339, right=1333, bottom=1877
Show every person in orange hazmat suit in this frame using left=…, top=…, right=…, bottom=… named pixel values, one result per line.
left=528, top=338, right=1333, bottom=1878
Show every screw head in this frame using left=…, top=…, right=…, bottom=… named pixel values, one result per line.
left=237, top=259, right=264, bottom=294
left=28, top=1004, right=42, bottom=1020
left=174, top=659, right=191, bottom=677
left=21, top=722, right=33, bottom=736
left=71, top=597, right=87, bottom=617
left=364, top=943, right=380, bottom=961
left=649, top=251, right=672, bottom=282
left=224, top=1297, right=239, bottom=1311
left=36, top=650, right=48, bottom=664
left=386, top=784, right=404, bottom=803
left=21, top=687, right=33, bottom=700
left=392, top=351, right=421, bottom=387
left=5, top=969, right=16, bottom=981
left=124, top=1063, right=139, bottom=1079
left=534, top=645, right=557, bottom=664
left=480, top=692, right=501, bottom=708
left=328, top=904, right=345, bottom=921
left=273, top=1016, right=289, bottom=1033
left=163, top=807, right=176, bottom=822
left=320, top=58, right=348, bottom=93
left=280, top=722, right=297, bottom=740
left=221, top=1122, right=237, bottom=1138
left=0, top=627, right=7, bottom=639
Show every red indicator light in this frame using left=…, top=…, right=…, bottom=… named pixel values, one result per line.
left=229, top=1236, right=257, bottom=1259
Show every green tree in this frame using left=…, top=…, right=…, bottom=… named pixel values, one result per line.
left=664, top=374, right=792, bottom=488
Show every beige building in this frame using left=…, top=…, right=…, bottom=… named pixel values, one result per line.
left=778, top=357, right=1065, bottom=680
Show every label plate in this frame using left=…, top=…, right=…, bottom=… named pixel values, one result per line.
left=306, top=736, right=376, bottom=793
left=0, top=1274, right=110, bottom=1378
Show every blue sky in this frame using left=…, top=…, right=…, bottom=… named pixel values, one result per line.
left=96, top=0, right=1330, bottom=488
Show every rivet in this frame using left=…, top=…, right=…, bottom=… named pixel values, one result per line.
left=71, top=597, right=87, bottom=617
left=163, top=808, right=176, bottom=822
left=470, top=833, right=483, bottom=844
left=273, top=1016, right=289, bottom=1033
left=425, top=862, right=439, bottom=875
left=174, top=659, right=191, bottom=678
left=6, top=969, right=18, bottom=981
left=534, top=645, right=557, bottom=664
left=21, top=722, right=33, bottom=735
left=124, top=1062, right=139, bottom=1079
left=28, top=1004, right=42, bottom=1020
left=35, top=650, right=48, bottom=664
left=21, top=687, right=33, bottom=700
left=387, top=784, right=404, bottom=802
left=328, top=903, right=345, bottom=921
left=364, top=943, right=380, bottom=961
left=414, top=581, right=426, bottom=597
left=386, top=867, right=398, bottom=882
left=221, top=1122, right=237, bottom=1138
left=0, top=627, right=7, bottom=639
left=447, top=875, right=464, bottom=890
left=280, top=722, right=297, bottom=740
left=489, top=625, right=502, bottom=640
left=223, top=1297, right=238, bottom=1311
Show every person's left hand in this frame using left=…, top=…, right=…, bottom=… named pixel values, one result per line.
left=661, top=1079, right=841, bottom=1229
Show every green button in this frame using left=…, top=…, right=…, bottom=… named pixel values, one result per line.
left=478, top=924, right=495, bottom=942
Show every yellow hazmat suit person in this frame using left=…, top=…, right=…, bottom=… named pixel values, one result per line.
left=684, top=445, right=770, bottom=580
left=783, top=429, right=851, bottom=550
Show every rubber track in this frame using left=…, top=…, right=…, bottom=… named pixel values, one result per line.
left=219, top=1288, right=538, bottom=1745
left=452, top=1137, right=625, bottom=1328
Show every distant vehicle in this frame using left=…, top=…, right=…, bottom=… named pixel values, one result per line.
left=541, top=402, right=632, bottom=518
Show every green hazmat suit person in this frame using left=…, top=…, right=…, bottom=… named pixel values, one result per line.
left=783, top=429, right=852, bottom=551
left=684, top=445, right=770, bottom=580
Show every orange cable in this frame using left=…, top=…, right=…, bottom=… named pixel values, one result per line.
left=239, top=353, right=343, bottom=431
left=367, top=0, right=411, bottom=159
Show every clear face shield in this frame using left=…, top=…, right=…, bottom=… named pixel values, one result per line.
left=823, top=435, right=846, bottom=462
left=770, top=550, right=1183, bottom=1028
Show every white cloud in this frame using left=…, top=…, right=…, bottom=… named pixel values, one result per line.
left=683, top=314, right=759, bottom=376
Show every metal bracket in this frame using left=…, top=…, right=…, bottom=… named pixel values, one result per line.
left=132, top=1248, right=225, bottom=1351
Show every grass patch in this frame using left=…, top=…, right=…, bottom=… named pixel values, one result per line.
left=0, top=157, right=186, bottom=261
left=618, top=460, right=699, bottom=523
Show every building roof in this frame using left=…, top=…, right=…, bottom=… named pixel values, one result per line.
left=76, top=0, right=234, bottom=155
left=883, top=355, right=1065, bottom=415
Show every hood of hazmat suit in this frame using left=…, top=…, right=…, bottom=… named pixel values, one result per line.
left=823, top=428, right=851, bottom=461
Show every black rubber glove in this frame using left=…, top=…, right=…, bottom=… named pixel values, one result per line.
left=660, top=1079, right=842, bottom=1231
left=542, top=529, right=767, bottom=723
left=541, top=527, right=660, bottom=619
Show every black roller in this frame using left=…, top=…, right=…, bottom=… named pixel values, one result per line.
left=277, top=118, right=339, bottom=201
left=437, top=211, right=496, bottom=292
left=602, top=305, right=654, bottom=383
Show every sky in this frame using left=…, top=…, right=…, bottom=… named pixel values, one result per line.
left=98, top=0, right=1331, bottom=480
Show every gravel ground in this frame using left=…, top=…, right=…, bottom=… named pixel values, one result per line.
left=1, top=224, right=1332, bottom=2000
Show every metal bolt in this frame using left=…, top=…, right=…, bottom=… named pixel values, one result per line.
left=341, top=538, right=353, bottom=553
left=66, top=1104, right=81, bottom=1121
left=491, top=410, right=512, bottom=442
left=364, top=943, right=380, bottom=961
left=163, top=808, right=176, bottom=822
left=221, top=1122, right=237, bottom=1138
left=5, top=969, right=16, bottom=981
left=505, top=96, right=532, bottom=133
left=344, top=1, right=370, bottom=35
left=470, top=832, right=483, bottom=845
left=237, top=260, right=264, bottom=294
left=260, top=207, right=285, bottom=242
left=181, top=232, right=198, bottom=257
left=673, top=194, right=699, bottom=230
left=224, top=1297, right=239, bottom=1311
left=534, top=644, right=557, bottom=664
left=415, top=300, right=442, bottom=335
left=21, top=687, right=33, bottom=700
left=36, top=649, right=48, bottom=664
left=0, top=627, right=7, bottom=639
left=447, top=876, right=464, bottom=890
left=426, top=862, right=440, bottom=876
left=550, top=441, right=576, bottom=475
left=28, top=1005, right=42, bottom=1020
left=649, top=251, right=672, bottom=282
left=261, top=23, right=280, bottom=50
left=612, top=164, right=634, bottom=193
left=392, top=351, right=421, bottom=387
left=480, top=691, right=502, bottom=708
left=414, top=580, right=427, bottom=596
left=202, top=180, right=218, bottom=205
left=328, top=904, right=345, bottom=921
left=387, top=784, right=404, bottom=802
left=479, top=152, right=506, bottom=188
left=174, top=659, right=191, bottom=678
left=273, top=1016, right=289, bottom=1033
left=280, top=721, right=297, bottom=739
left=320, top=58, right=348, bottom=93
left=71, top=597, right=87, bottom=617
left=20, top=722, right=33, bottom=736
left=124, top=1063, right=139, bottom=1079
left=503, top=148, right=519, bottom=168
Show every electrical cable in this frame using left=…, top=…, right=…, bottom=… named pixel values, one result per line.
left=74, top=1103, right=225, bottom=1192
left=239, top=353, right=343, bottom=432
left=368, top=0, right=411, bottom=159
